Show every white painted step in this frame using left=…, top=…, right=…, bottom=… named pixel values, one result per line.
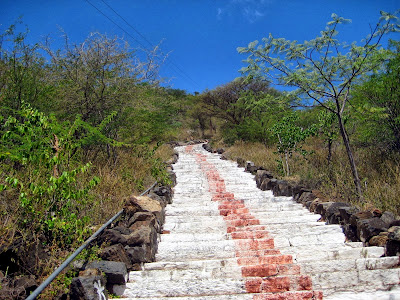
left=123, top=278, right=246, bottom=298
left=112, top=144, right=400, bottom=299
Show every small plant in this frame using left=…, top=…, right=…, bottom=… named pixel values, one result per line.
left=270, top=113, right=316, bottom=176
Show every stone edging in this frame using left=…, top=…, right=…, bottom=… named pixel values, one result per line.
left=202, top=143, right=400, bottom=258
left=68, top=151, right=179, bottom=299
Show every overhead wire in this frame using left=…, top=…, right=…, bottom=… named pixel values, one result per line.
left=85, top=0, right=199, bottom=89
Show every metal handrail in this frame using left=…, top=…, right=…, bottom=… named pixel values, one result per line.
left=26, top=181, right=158, bottom=300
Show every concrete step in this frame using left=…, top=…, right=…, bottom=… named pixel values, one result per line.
left=142, top=258, right=241, bottom=271
left=299, top=256, right=400, bottom=274
left=312, top=268, right=400, bottom=296
left=116, top=144, right=400, bottom=300
left=119, top=295, right=253, bottom=300
left=123, top=278, right=246, bottom=298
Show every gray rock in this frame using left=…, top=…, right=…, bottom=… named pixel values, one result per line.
left=385, top=240, right=400, bottom=256
left=388, top=226, right=400, bottom=241
left=349, top=211, right=373, bottom=227
left=259, top=178, right=271, bottom=191
left=100, top=229, right=127, bottom=245
left=297, top=192, right=316, bottom=205
left=98, top=244, right=132, bottom=269
left=315, top=202, right=334, bottom=217
left=338, top=206, right=360, bottom=224
left=153, top=185, right=173, bottom=205
left=342, top=224, right=359, bottom=242
left=381, top=211, right=397, bottom=225
left=123, top=226, right=158, bottom=249
left=325, top=202, right=352, bottom=224
left=357, top=217, right=389, bottom=243
left=70, top=272, right=107, bottom=300
left=369, top=232, right=388, bottom=246
left=86, top=261, right=128, bottom=285
left=236, top=157, right=245, bottom=167
left=272, top=180, right=293, bottom=197
left=125, top=244, right=152, bottom=263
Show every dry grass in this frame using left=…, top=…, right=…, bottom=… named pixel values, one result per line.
left=223, top=138, right=400, bottom=214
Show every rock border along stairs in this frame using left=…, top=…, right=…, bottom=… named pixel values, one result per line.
left=117, top=144, right=400, bottom=300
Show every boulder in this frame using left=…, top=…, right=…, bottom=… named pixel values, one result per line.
left=255, top=170, right=272, bottom=188
left=86, top=261, right=128, bottom=285
left=237, top=157, right=246, bottom=167
left=357, top=217, right=389, bottom=243
left=388, top=226, right=400, bottom=241
left=98, top=244, right=131, bottom=269
left=309, top=198, right=326, bottom=213
left=167, top=169, right=177, bottom=186
left=390, top=220, right=400, bottom=227
left=381, top=211, right=397, bottom=225
left=338, top=207, right=360, bottom=224
left=99, top=229, right=127, bottom=245
left=70, top=269, right=107, bottom=300
left=315, top=202, right=334, bottom=218
left=147, top=191, right=168, bottom=208
left=123, top=226, right=158, bottom=249
left=124, top=195, right=164, bottom=224
left=112, top=226, right=131, bottom=235
left=259, top=178, right=271, bottom=191
left=153, top=185, right=173, bottom=204
left=325, top=202, right=352, bottom=224
left=293, top=188, right=312, bottom=203
left=297, top=192, right=316, bottom=205
left=272, top=180, right=293, bottom=197
left=125, top=244, right=153, bottom=263
left=266, top=178, right=278, bottom=191
left=245, top=161, right=259, bottom=174
left=349, top=211, right=373, bottom=227
left=368, top=232, right=388, bottom=247
left=385, top=240, right=400, bottom=256
left=128, top=212, right=159, bottom=233
left=342, top=224, right=359, bottom=242
left=216, top=148, right=225, bottom=154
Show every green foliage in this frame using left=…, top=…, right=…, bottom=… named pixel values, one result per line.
left=0, top=104, right=118, bottom=246
left=271, top=113, right=317, bottom=176
left=351, top=40, right=400, bottom=151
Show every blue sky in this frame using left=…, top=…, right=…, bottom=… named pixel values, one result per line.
left=1, top=0, right=398, bottom=94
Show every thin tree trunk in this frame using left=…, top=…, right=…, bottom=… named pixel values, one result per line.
left=327, top=138, right=333, bottom=164
left=337, top=113, right=363, bottom=199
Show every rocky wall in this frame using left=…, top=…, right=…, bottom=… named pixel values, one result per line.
left=68, top=151, right=179, bottom=299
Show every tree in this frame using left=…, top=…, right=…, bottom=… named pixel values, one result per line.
left=0, top=21, right=49, bottom=112
left=271, top=113, right=316, bottom=176
left=238, top=11, right=400, bottom=199
left=200, top=77, right=287, bottom=144
left=352, top=40, right=400, bottom=151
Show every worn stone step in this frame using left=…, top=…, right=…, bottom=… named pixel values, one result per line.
left=311, top=268, right=400, bottom=295
left=142, top=258, right=241, bottom=271
left=129, top=264, right=243, bottom=282
left=119, top=295, right=253, bottom=300
left=323, top=287, right=400, bottom=300
left=299, top=256, right=399, bottom=274
left=160, top=233, right=230, bottom=243
left=123, top=278, right=246, bottom=298
left=282, top=245, right=385, bottom=262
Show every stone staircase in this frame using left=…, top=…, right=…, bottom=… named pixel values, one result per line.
left=115, top=144, right=400, bottom=300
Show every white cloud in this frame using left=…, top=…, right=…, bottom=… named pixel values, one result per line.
left=216, top=0, right=271, bottom=23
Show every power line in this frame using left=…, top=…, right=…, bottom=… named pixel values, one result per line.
left=85, top=0, right=200, bottom=89
left=85, top=0, right=148, bottom=49
left=100, top=0, right=153, bottom=48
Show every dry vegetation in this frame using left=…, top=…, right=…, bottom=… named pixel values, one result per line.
left=221, top=139, right=400, bottom=214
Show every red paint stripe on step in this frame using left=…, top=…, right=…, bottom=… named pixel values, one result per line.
left=187, top=146, right=323, bottom=299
